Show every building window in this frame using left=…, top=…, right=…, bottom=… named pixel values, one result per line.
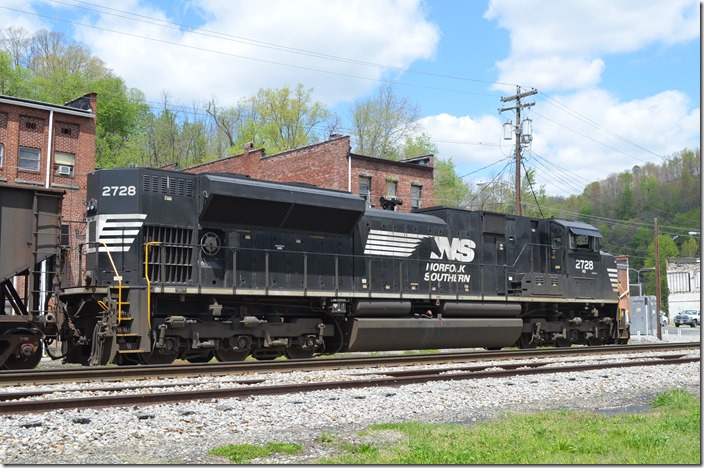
left=25, top=121, right=37, bottom=130
left=359, top=176, right=371, bottom=206
left=411, top=185, right=422, bottom=209
left=18, top=147, right=40, bottom=171
left=54, top=151, right=75, bottom=177
left=386, top=180, right=397, bottom=198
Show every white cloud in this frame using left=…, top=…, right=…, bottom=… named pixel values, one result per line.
left=484, top=0, right=699, bottom=92
left=520, top=89, right=698, bottom=194
left=494, top=56, right=605, bottom=92
left=0, top=0, right=52, bottom=33
left=419, top=112, right=511, bottom=174
left=421, top=87, right=699, bottom=196
left=68, top=0, right=440, bottom=107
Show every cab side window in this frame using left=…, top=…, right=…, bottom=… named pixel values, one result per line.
left=570, top=234, right=593, bottom=250
left=552, top=231, right=562, bottom=248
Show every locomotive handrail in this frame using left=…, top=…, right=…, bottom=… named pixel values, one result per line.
left=142, top=239, right=561, bottom=300
left=144, top=241, right=161, bottom=330
left=99, top=242, right=124, bottom=323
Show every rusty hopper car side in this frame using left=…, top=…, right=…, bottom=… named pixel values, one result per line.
left=0, top=184, right=63, bottom=369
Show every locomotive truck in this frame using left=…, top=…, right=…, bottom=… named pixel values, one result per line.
left=1, top=167, right=630, bottom=368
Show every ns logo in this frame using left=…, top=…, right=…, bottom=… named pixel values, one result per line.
left=430, top=236, right=476, bottom=262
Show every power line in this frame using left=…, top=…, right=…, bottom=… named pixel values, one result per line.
left=4, top=2, right=692, bottom=197
left=538, top=92, right=665, bottom=160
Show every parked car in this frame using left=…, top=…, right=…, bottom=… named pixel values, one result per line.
left=660, top=311, right=668, bottom=328
left=674, top=309, right=700, bottom=327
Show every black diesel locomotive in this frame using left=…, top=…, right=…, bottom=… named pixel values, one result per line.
left=50, top=167, right=629, bottom=366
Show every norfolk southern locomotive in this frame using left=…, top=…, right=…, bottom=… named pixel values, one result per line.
left=1, top=167, right=629, bottom=368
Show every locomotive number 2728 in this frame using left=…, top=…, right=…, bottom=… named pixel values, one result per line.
left=575, top=259, right=594, bottom=270
left=102, top=185, right=136, bottom=197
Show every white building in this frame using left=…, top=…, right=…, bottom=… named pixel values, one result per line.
left=666, top=257, right=701, bottom=314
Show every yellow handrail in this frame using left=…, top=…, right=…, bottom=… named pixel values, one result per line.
left=144, top=241, right=161, bottom=330
left=99, top=242, right=123, bottom=323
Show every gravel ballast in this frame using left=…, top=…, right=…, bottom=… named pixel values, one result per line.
left=0, top=335, right=699, bottom=464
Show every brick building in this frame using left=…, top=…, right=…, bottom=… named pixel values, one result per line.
left=0, top=93, right=97, bottom=284
left=175, top=134, right=435, bottom=211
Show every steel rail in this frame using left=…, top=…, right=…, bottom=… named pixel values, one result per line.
left=0, top=342, right=698, bottom=387
left=0, top=355, right=698, bottom=415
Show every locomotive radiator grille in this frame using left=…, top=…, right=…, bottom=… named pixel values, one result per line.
left=142, top=174, right=194, bottom=197
left=144, top=226, right=194, bottom=284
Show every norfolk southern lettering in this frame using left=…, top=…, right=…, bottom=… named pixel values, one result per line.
left=424, top=262, right=471, bottom=282
left=424, top=236, right=475, bottom=282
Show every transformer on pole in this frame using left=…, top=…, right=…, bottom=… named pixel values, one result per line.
left=499, top=86, right=537, bottom=216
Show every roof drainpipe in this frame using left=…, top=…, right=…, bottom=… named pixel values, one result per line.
left=347, top=153, right=351, bottom=192
left=45, top=109, right=54, bottom=188
left=40, top=109, right=54, bottom=312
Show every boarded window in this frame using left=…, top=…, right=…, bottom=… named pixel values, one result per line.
left=386, top=180, right=397, bottom=198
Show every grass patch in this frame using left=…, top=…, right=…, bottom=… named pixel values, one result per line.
left=315, top=389, right=700, bottom=464
left=209, top=442, right=301, bottom=463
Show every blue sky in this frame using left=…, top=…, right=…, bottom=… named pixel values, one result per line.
left=2, top=0, right=700, bottom=197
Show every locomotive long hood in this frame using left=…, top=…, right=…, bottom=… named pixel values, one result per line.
left=198, top=173, right=366, bottom=234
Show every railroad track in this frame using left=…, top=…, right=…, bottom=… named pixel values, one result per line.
left=0, top=342, right=698, bottom=387
left=0, top=344, right=698, bottom=415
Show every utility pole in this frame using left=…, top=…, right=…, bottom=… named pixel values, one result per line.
left=499, top=86, right=537, bottom=216
left=654, top=218, right=662, bottom=340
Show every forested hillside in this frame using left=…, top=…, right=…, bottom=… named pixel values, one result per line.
left=545, top=148, right=700, bottom=300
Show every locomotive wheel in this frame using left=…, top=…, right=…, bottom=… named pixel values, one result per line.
left=518, top=333, right=537, bottom=349
left=251, top=350, right=283, bottom=360
left=116, top=353, right=141, bottom=366
left=185, top=352, right=214, bottom=363
left=283, top=345, right=316, bottom=360
left=2, top=336, right=43, bottom=370
left=138, top=350, right=178, bottom=365
left=554, top=337, right=572, bottom=348
left=587, top=336, right=603, bottom=346
left=214, top=348, right=250, bottom=362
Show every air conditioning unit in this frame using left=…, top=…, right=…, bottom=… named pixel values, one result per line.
left=57, top=165, right=72, bottom=175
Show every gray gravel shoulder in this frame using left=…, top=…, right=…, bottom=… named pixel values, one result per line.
left=0, top=335, right=699, bottom=464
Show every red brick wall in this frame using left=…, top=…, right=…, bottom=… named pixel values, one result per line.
left=183, top=135, right=434, bottom=212
left=350, top=155, right=434, bottom=210
left=184, top=147, right=264, bottom=177
left=0, top=94, right=97, bottom=286
left=254, top=136, right=350, bottom=190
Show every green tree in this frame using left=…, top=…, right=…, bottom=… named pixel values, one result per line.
left=234, top=84, right=332, bottom=153
left=92, top=78, right=150, bottom=168
left=400, top=132, right=437, bottom=159
left=0, top=26, right=32, bottom=68
left=434, top=158, right=472, bottom=208
left=521, top=167, right=547, bottom=217
left=206, top=97, right=246, bottom=157
left=350, top=81, right=421, bottom=160
left=679, top=237, right=699, bottom=257
left=644, top=233, right=679, bottom=311
left=0, top=50, right=30, bottom=95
